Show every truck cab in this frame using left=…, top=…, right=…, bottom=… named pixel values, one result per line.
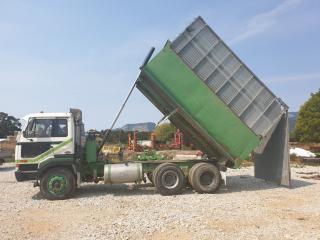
left=15, top=109, right=84, bottom=182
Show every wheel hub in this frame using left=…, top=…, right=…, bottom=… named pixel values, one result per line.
left=48, top=175, right=67, bottom=195
left=200, top=172, right=215, bottom=186
left=162, top=170, right=179, bottom=189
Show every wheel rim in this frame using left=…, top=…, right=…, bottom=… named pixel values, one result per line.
left=161, top=170, right=179, bottom=189
left=200, top=172, right=215, bottom=186
left=47, top=175, right=67, bottom=195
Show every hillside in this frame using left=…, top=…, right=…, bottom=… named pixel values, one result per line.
left=121, top=122, right=156, bottom=132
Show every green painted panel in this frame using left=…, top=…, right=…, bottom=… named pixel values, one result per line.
left=145, top=43, right=260, bottom=160
left=38, top=156, right=74, bottom=170
left=85, top=139, right=97, bottom=163
left=16, top=138, right=73, bottom=164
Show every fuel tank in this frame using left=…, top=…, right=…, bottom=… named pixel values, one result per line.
left=104, top=163, right=143, bottom=184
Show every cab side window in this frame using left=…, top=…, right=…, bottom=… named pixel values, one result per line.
left=52, top=119, right=68, bottom=137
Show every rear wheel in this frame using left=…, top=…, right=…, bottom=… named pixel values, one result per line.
left=188, top=162, right=206, bottom=189
left=189, top=163, right=221, bottom=193
left=152, top=163, right=172, bottom=188
left=40, top=167, right=76, bottom=200
left=154, top=163, right=185, bottom=196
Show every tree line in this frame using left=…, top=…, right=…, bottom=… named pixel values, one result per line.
left=0, top=112, right=21, bottom=138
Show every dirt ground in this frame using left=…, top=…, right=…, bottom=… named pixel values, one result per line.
left=0, top=163, right=319, bottom=240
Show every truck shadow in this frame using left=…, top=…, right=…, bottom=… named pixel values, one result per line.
left=72, top=183, right=194, bottom=199
left=219, top=175, right=315, bottom=194
left=74, top=183, right=156, bottom=198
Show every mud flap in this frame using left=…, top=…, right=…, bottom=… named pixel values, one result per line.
left=253, top=112, right=291, bottom=186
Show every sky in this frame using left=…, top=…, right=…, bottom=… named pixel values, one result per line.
left=0, top=0, right=319, bottom=130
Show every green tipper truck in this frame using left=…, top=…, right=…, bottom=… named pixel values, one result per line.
left=15, top=17, right=290, bottom=200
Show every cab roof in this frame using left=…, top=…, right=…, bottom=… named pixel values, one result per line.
left=22, top=112, right=72, bottom=120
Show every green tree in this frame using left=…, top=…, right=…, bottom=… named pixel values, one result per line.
left=294, top=89, right=320, bottom=142
left=154, top=123, right=175, bottom=143
left=0, top=112, right=21, bottom=138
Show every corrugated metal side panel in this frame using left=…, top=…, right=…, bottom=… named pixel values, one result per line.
left=171, top=17, right=284, bottom=137
left=141, top=43, right=260, bottom=161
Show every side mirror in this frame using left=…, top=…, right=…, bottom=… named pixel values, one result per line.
left=23, top=130, right=33, bottom=138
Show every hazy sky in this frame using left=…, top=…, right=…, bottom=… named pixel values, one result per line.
left=1, top=0, right=319, bottom=129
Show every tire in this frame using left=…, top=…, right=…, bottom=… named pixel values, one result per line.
left=152, top=163, right=175, bottom=189
left=154, top=163, right=185, bottom=196
left=188, top=162, right=206, bottom=189
left=40, top=167, right=76, bottom=200
left=189, top=163, right=221, bottom=194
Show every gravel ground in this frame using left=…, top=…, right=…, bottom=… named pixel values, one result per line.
left=0, top=163, right=319, bottom=240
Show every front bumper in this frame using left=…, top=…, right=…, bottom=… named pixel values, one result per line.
left=15, top=170, right=38, bottom=182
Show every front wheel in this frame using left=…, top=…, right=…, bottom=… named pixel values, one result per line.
left=40, top=167, right=76, bottom=200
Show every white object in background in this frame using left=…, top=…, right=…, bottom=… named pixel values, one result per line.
left=138, top=140, right=152, bottom=147
left=290, top=147, right=316, bottom=157
left=173, top=155, right=201, bottom=160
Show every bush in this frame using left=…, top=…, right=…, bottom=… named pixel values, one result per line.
left=294, top=89, right=320, bottom=143
left=154, top=123, right=174, bottom=143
